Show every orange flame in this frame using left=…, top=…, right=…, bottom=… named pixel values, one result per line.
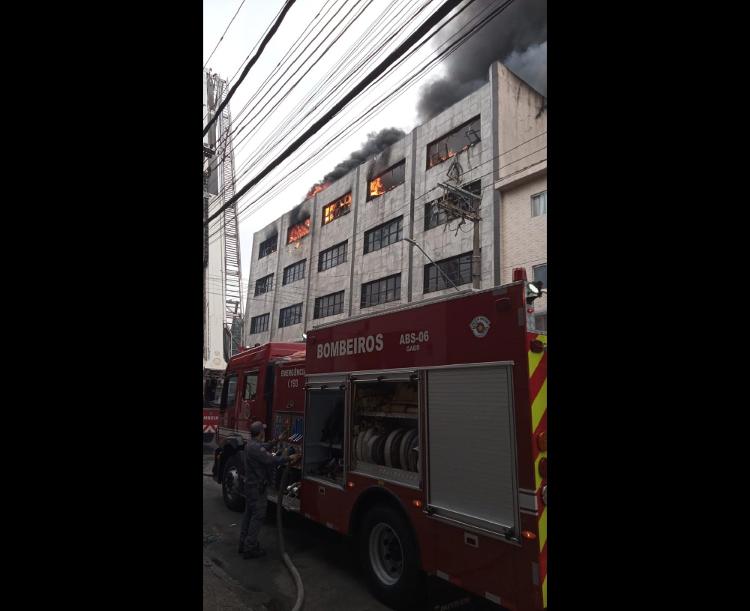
left=306, top=182, right=331, bottom=199
left=369, top=177, right=384, bottom=198
left=287, top=218, right=311, bottom=245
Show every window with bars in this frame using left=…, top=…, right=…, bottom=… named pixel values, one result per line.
left=322, top=192, right=353, bottom=225
left=367, top=160, right=405, bottom=200
left=278, top=303, right=303, bottom=328
left=319, top=241, right=348, bottom=271
left=314, top=290, right=345, bottom=319
left=249, top=313, right=269, bottom=334
left=531, top=191, right=547, bottom=217
left=427, top=116, right=481, bottom=169
left=533, top=263, right=547, bottom=289
left=424, top=251, right=474, bottom=293
left=361, top=274, right=401, bottom=308
left=258, top=235, right=278, bottom=258
left=283, top=260, right=305, bottom=285
left=254, top=274, right=274, bottom=296
left=424, top=180, right=481, bottom=230
left=364, top=216, right=403, bottom=254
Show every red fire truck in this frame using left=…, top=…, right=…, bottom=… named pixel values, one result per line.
left=212, top=277, right=547, bottom=610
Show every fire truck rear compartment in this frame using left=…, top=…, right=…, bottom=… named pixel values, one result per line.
left=426, top=363, right=519, bottom=538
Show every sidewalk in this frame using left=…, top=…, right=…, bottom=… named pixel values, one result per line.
left=203, top=554, right=267, bottom=611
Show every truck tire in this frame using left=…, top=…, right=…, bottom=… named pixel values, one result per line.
left=222, top=454, right=246, bottom=512
left=359, top=503, right=424, bottom=610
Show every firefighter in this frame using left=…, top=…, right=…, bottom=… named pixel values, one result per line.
left=239, top=420, right=300, bottom=559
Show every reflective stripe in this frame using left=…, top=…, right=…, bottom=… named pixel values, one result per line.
left=436, top=570, right=450, bottom=581
left=485, top=592, right=502, bottom=605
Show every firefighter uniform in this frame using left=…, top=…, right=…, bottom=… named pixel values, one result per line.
left=239, top=424, right=289, bottom=557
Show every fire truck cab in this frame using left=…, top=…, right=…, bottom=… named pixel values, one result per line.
left=213, top=280, right=547, bottom=610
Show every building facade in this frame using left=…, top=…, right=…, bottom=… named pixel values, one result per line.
left=243, top=61, right=547, bottom=345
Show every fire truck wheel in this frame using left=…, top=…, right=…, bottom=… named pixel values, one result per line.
left=222, top=455, right=246, bottom=512
left=360, top=504, right=423, bottom=609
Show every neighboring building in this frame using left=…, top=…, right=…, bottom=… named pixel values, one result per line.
left=243, top=61, right=547, bottom=344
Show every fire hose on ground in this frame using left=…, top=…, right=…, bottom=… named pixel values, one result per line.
left=276, top=459, right=304, bottom=611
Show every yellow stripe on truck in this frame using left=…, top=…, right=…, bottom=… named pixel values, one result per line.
left=531, top=378, right=547, bottom=433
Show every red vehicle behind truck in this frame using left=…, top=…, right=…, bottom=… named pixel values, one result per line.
left=213, top=277, right=547, bottom=610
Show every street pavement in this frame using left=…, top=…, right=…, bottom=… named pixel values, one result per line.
left=203, top=443, right=499, bottom=611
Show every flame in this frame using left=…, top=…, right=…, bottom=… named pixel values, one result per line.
left=323, top=193, right=353, bottom=224
left=306, top=182, right=330, bottom=199
left=287, top=218, right=311, bottom=245
left=369, top=177, right=384, bottom=198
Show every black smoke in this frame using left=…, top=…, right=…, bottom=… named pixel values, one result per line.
left=417, top=0, right=547, bottom=122
left=306, top=127, right=406, bottom=196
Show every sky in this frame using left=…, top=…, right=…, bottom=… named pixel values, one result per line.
left=202, top=0, right=546, bottom=316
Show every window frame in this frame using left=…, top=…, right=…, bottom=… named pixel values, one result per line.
left=364, top=216, right=403, bottom=254
left=282, top=260, right=306, bottom=285
left=314, top=290, right=345, bottom=319
left=423, top=251, right=474, bottom=294
left=278, top=303, right=303, bottom=328
left=318, top=240, right=348, bottom=272
left=531, top=190, right=547, bottom=217
left=361, top=273, right=402, bottom=309
left=254, top=273, right=274, bottom=296
left=424, top=180, right=480, bottom=231
left=366, top=160, right=406, bottom=201
left=322, top=192, right=353, bottom=225
left=426, top=116, right=481, bottom=169
left=249, top=313, right=270, bottom=334
left=258, top=235, right=278, bottom=259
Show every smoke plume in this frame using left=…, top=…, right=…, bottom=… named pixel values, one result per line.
left=417, top=0, right=547, bottom=122
left=306, top=127, right=406, bottom=197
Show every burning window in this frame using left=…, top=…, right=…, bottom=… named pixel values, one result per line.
left=322, top=192, right=352, bottom=225
left=287, top=217, right=311, bottom=245
left=367, top=160, right=405, bottom=201
left=426, top=116, right=481, bottom=169
left=258, top=235, right=277, bottom=259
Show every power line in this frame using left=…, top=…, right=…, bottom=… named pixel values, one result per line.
left=203, top=0, right=299, bottom=138
left=205, top=0, right=485, bottom=226
left=206, top=0, right=516, bottom=233
left=203, top=0, right=249, bottom=70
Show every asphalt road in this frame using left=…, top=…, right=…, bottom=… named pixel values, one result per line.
left=202, top=444, right=499, bottom=611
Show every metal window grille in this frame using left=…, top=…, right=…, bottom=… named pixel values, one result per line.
left=424, top=252, right=473, bottom=293
left=259, top=235, right=278, bottom=258
left=250, top=313, right=269, bottom=334
left=254, top=274, right=274, bottom=296
left=283, top=260, right=306, bottom=285
left=322, top=192, right=353, bottom=225
left=314, top=291, right=345, bottom=319
left=426, top=117, right=481, bottom=169
left=364, top=216, right=403, bottom=254
left=318, top=241, right=348, bottom=271
left=278, top=303, right=303, bottom=328
left=361, top=274, right=401, bottom=308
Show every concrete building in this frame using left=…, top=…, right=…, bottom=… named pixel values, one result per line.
left=243, top=61, right=547, bottom=345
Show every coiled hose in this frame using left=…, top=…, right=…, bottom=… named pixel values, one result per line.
left=276, top=463, right=304, bottom=611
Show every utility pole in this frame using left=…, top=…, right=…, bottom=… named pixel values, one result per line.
left=436, top=182, right=482, bottom=289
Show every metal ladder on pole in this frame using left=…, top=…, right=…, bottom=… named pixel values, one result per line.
left=216, top=77, right=243, bottom=355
